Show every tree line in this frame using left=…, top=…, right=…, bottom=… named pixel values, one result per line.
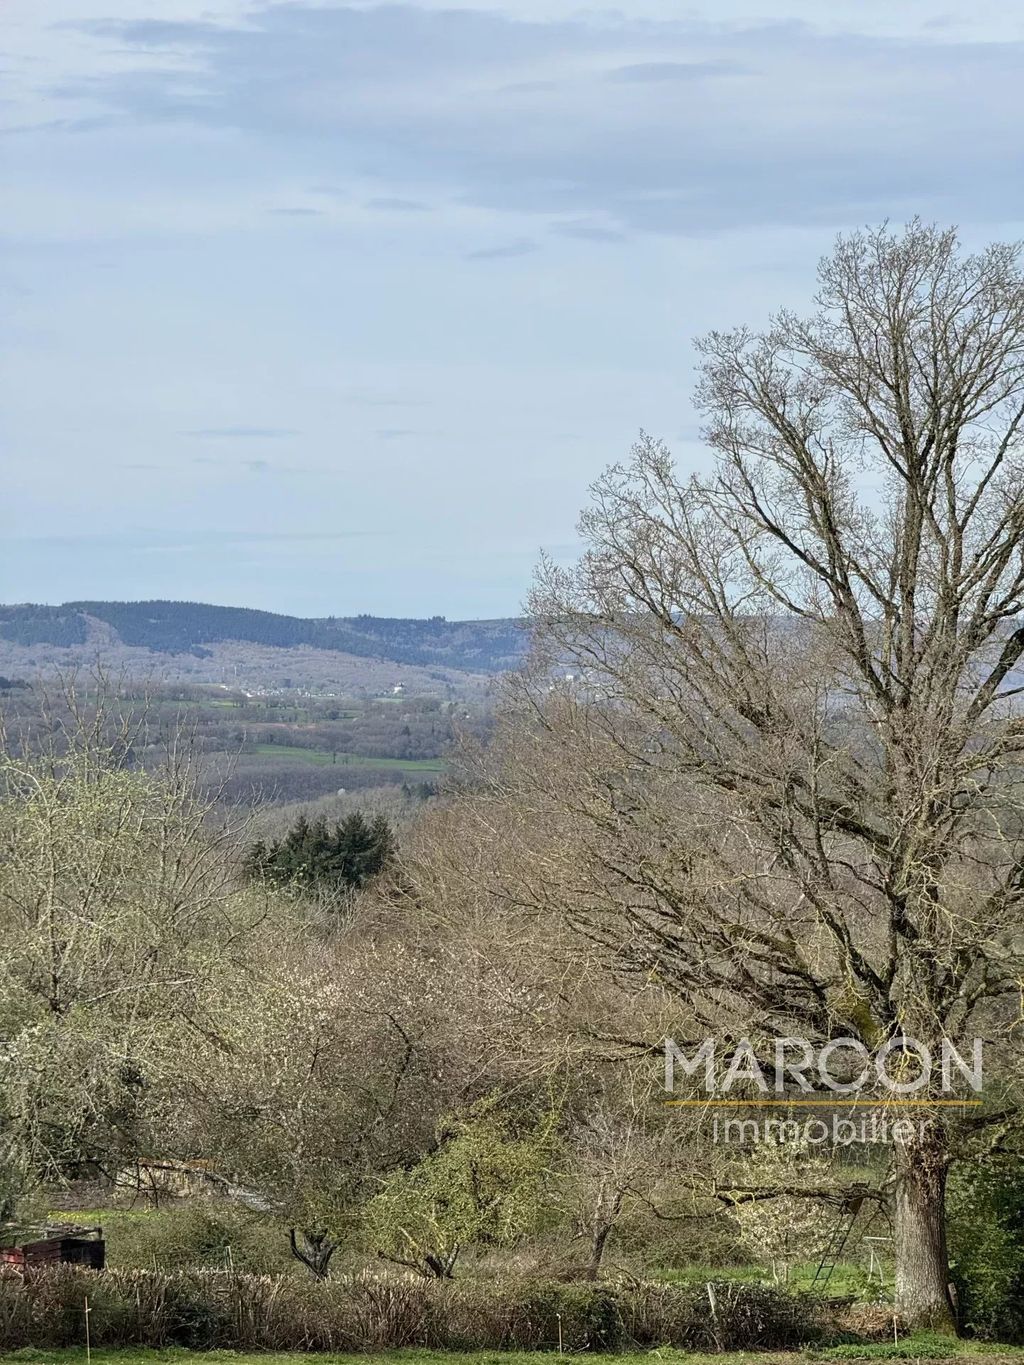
left=26, top=601, right=530, bottom=670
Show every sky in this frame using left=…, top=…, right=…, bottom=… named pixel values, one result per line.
left=4, top=2, right=1024, bottom=619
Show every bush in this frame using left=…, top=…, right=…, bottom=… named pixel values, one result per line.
left=65, top=1205, right=291, bottom=1276
left=948, top=1161, right=1024, bottom=1342
left=619, top=1279, right=824, bottom=1351
left=0, top=1266, right=831, bottom=1353
left=426, top=1279, right=624, bottom=1351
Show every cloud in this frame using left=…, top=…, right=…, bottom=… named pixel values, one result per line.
left=39, top=6, right=1024, bottom=234
left=551, top=219, right=627, bottom=243
left=189, top=454, right=321, bottom=476
left=347, top=391, right=430, bottom=409
left=605, top=60, right=750, bottom=82
left=376, top=428, right=420, bottom=440
left=497, top=79, right=560, bottom=94
left=366, top=196, right=429, bottom=212
left=57, top=5, right=1024, bottom=235
left=183, top=426, right=300, bottom=438
left=65, top=18, right=235, bottom=47
left=267, top=206, right=324, bottom=216
left=0, top=117, right=102, bottom=138
left=8, top=529, right=381, bottom=550
left=465, top=239, right=539, bottom=260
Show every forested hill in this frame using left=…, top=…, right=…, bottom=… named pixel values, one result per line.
left=0, top=601, right=529, bottom=672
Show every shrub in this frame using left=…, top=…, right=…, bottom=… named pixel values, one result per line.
left=619, top=1279, right=823, bottom=1351
left=0, top=1265, right=830, bottom=1353
left=948, top=1161, right=1024, bottom=1341
left=427, top=1279, right=624, bottom=1351
left=74, top=1204, right=291, bottom=1276
left=366, top=1095, right=557, bottom=1280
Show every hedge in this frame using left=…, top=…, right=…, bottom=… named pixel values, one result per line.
left=0, top=1267, right=828, bottom=1352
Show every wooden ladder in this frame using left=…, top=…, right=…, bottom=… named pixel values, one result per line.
left=811, top=1194, right=865, bottom=1291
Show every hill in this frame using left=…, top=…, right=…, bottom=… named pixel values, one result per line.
left=0, top=601, right=528, bottom=674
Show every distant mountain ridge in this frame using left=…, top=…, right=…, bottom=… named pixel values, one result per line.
left=0, top=601, right=529, bottom=673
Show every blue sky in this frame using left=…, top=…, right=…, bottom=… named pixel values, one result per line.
left=4, top=1, right=1024, bottom=619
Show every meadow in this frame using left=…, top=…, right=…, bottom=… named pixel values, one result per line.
left=251, top=743, right=445, bottom=772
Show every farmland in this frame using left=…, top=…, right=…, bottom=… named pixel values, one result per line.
left=0, top=680, right=481, bottom=811
left=251, top=743, right=445, bottom=772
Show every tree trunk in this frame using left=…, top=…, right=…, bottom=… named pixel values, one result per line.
left=289, top=1227, right=338, bottom=1280
left=893, top=1129, right=957, bottom=1333
left=586, top=1221, right=613, bottom=1280
left=585, top=1184, right=623, bottom=1280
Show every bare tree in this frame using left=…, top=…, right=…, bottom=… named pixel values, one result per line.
left=0, top=678, right=258, bottom=1202
left=563, top=1075, right=696, bottom=1280
left=487, top=222, right=1024, bottom=1330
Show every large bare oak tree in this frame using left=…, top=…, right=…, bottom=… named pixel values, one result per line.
left=504, top=221, right=1024, bottom=1329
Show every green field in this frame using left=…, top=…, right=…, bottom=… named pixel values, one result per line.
left=251, top=743, right=445, bottom=772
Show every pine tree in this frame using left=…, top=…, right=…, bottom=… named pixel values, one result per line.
left=244, top=811, right=395, bottom=896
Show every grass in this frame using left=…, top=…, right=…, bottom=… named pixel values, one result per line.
left=250, top=743, right=444, bottom=772
left=4, top=1345, right=1024, bottom=1365
left=0, top=1354, right=688, bottom=1365
left=658, top=1265, right=774, bottom=1286
left=814, top=1339, right=1024, bottom=1359
left=7, top=1354, right=657, bottom=1365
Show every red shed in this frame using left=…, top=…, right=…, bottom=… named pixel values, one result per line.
left=0, top=1224, right=105, bottom=1272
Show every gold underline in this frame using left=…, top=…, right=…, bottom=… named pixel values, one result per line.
left=664, top=1098, right=982, bottom=1108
